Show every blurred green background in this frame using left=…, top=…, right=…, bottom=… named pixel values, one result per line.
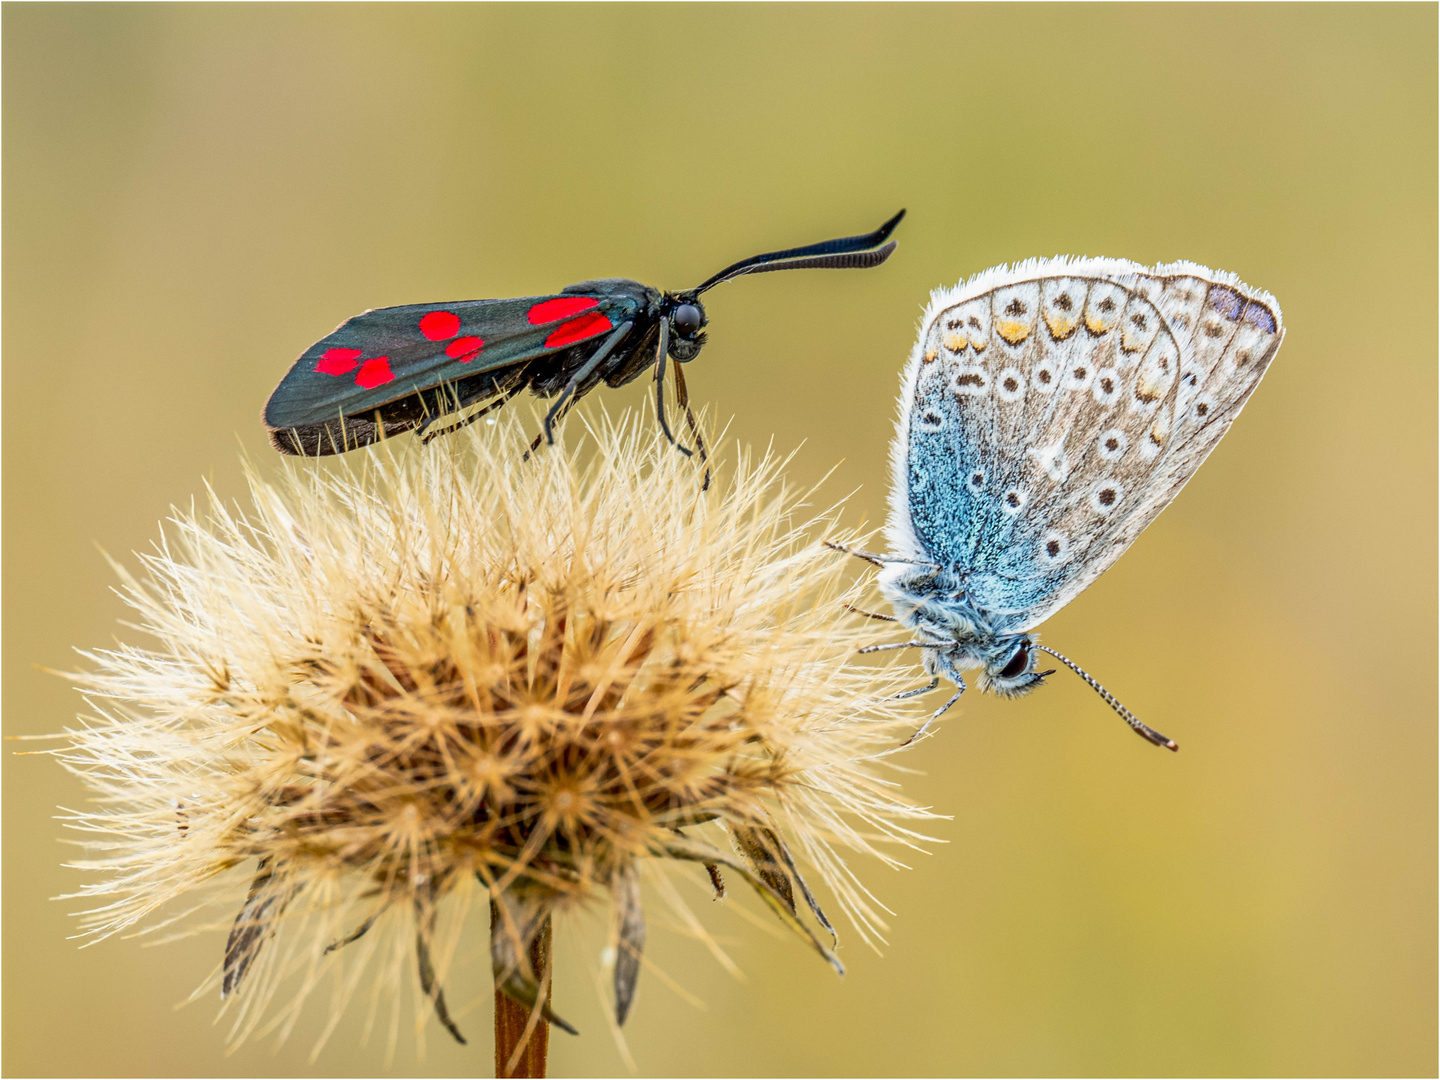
left=5, top=4, right=1434, bottom=1076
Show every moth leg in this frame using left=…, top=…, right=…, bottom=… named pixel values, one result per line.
left=522, top=391, right=583, bottom=461
left=524, top=397, right=582, bottom=461
left=542, top=321, right=634, bottom=446
left=418, top=381, right=525, bottom=444
left=892, top=677, right=939, bottom=700
left=651, top=318, right=684, bottom=451
left=412, top=381, right=464, bottom=439
left=671, top=361, right=711, bottom=490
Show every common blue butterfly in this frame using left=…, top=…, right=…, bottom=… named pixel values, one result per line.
left=837, top=258, right=1284, bottom=747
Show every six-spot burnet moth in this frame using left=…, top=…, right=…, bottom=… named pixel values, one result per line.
left=263, top=210, right=905, bottom=466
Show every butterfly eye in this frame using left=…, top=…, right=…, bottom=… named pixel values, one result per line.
left=672, top=303, right=703, bottom=336
left=999, top=647, right=1029, bottom=680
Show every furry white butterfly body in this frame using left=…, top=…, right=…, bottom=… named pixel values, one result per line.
left=864, top=256, right=1284, bottom=746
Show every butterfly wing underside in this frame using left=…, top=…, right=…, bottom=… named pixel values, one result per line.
left=889, top=258, right=1283, bottom=633
left=264, top=292, right=640, bottom=452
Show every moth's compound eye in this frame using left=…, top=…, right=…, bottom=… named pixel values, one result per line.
left=999, top=646, right=1029, bottom=680
left=672, top=303, right=703, bottom=336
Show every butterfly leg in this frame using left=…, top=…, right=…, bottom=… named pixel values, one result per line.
left=823, top=540, right=887, bottom=567
left=892, top=677, right=939, bottom=700
left=843, top=603, right=898, bottom=622
left=900, top=658, right=966, bottom=746
left=859, top=640, right=946, bottom=654
left=822, top=539, right=940, bottom=570
left=901, top=689, right=964, bottom=747
left=541, top=321, right=634, bottom=445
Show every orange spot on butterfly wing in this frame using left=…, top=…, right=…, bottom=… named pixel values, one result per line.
left=527, top=296, right=599, bottom=325
left=995, top=320, right=1030, bottom=345
left=544, top=310, right=613, bottom=349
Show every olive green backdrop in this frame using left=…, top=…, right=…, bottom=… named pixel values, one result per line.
left=5, top=4, right=1435, bottom=1076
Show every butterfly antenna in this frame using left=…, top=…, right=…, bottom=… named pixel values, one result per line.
left=1032, top=645, right=1178, bottom=751
left=690, top=209, right=905, bottom=295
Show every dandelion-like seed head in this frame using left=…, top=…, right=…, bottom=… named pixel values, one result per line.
left=59, top=412, right=936, bottom=1058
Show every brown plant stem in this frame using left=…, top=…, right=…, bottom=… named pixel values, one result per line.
left=493, top=908, right=552, bottom=1078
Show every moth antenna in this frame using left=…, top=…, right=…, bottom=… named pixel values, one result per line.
left=690, top=209, right=905, bottom=294
left=1032, top=645, right=1178, bottom=751
left=694, top=243, right=897, bottom=294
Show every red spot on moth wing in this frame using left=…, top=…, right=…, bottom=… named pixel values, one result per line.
left=527, top=296, right=599, bottom=324
left=316, top=347, right=362, bottom=376
left=445, top=335, right=484, bottom=361
left=544, top=310, right=613, bottom=349
left=354, top=357, right=394, bottom=389
left=419, top=311, right=461, bottom=340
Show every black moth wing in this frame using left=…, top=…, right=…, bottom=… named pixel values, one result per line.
left=264, top=290, right=646, bottom=455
